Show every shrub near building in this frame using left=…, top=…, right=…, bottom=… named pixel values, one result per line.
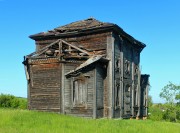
left=0, top=94, right=27, bottom=109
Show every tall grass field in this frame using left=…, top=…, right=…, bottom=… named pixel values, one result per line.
left=0, top=109, right=179, bottom=133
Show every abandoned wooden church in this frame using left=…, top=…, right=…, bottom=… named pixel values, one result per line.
left=23, top=18, right=150, bottom=119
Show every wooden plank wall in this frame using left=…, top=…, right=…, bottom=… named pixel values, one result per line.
left=30, top=31, right=111, bottom=116
left=121, top=37, right=141, bottom=118
left=29, top=63, right=61, bottom=112
left=106, top=33, right=115, bottom=118
left=95, top=64, right=105, bottom=118
left=63, top=63, right=95, bottom=118
left=140, top=75, right=149, bottom=117
left=63, top=63, right=77, bottom=114
left=114, top=35, right=121, bottom=118
left=27, top=28, right=148, bottom=119
left=35, top=32, right=111, bottom=52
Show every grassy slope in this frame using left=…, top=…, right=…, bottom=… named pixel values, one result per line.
left=0, top=109, right=179, bottom=133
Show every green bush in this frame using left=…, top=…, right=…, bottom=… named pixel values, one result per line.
left=0, top=93, right=27, bottom=109
left=161, top=104, right=180, bottom=122
left=163, top=106, right=176, bottom=122
left=148, top=105, right=163, bottom=121
left=176, top=106, right=180, bottom=120
left=149, top=103, right=180, bottom=123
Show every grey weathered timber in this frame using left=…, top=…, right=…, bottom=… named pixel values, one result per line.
left=107, top=34, right=115, bottom=118
left=65, top=55, right=108, bottom=77
left=131, top=62, right=135, bottom=116
left=24, top=65, right=30, bottom=80
left=137, top=69, right=141, bottom=117
left=61, top=39, right=92, bottom=56
left=120, top=50, right=124, bottom=118
left=27, top=39, right=60, bottom=57
left=61, top=63, right=65, bottom=114
left=23, top=18, right=150, bottom=119
left=93, top=68, right=97, bottom=119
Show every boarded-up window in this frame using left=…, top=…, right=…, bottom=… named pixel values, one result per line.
left=71, top=77, right=87, bottom=107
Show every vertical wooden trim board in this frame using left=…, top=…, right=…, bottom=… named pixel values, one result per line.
left=120, top=45, right=124, bottom=118
left=93, top=68, right=97, bottom=119
left=131, top=62, right=134, bottom=116
left=61, top=63, right=65, bottom=114
left=107, top=34, right=115, bottom=118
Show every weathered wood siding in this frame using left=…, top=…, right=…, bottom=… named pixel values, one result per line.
left=140, top=75, right=149, bottom=117
left=63, top=63, right=95, bottom=118
left=95, top=64, right=105, bottom=118
left=35, top=32, right=111, bottom=52
left=106, top=33, right=115, bottom=118
left=112, top=33, right=142, bottom=118
left=103, top=33, right=113, bottom=118
left=122, top=37, right=141, bottom=118
left=29, top=63, right=61, bottom=112
left=140, top=86, right=147, bottom=117
left=113, top=35, right=121, bottom=118
left=26, top=19, right=149, bottom=119
left=30, top=31, right=111, bottom=117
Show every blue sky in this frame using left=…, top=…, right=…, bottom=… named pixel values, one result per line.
left=0, top=0, right=180, bottom=103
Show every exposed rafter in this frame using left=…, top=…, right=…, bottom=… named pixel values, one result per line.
left=26, top=39, right=92, bottom=59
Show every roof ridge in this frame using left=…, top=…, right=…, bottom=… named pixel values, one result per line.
left=54, top=17, right=104, bottom=31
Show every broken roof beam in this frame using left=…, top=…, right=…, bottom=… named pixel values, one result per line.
left=63, top=55, right=90, bottom=59
left=27, top=39, right=60, bottom=58
left=26, top=39, right=92, bottom=59
left=60, top=39, right=92, bottom=56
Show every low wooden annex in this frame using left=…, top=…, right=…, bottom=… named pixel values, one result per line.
left=23, top=18, right=150, bottom=119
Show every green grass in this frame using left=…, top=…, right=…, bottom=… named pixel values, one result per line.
left=0, top=109, right=179, bottom=133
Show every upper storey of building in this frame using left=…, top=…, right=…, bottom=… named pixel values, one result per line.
left=29, top=18, right=146, bottom=51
